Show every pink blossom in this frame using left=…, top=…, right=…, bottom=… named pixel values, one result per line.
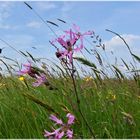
left=55, top=131, right=64, bottom=139
left=44, top=128, right=61, bottom=138
left=44, top=113, right=75, bottom=139
left=72, top=24, right=93, bottom=36
left=18, top=63, right=31, bottom=75
left=68, top=24, right=93, bottom=50
left=66, top=129, right=73, bottom=138
left=49, top=114, right=63, bottom=125
left=18, top=62, right=48, bottom=87
left=32, top=73, right=47, bottom=87
left=18, top=62, right=38, bottom=78
left=51, top=24, right=93, bottom=64
left=67, top=113, right=75, bottom=125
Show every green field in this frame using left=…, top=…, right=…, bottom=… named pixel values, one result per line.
left=0, top=2, right=140, bottom=138
left=0, top=25, right=140, bottom=139
left=0, top=74, right=140, bottom=138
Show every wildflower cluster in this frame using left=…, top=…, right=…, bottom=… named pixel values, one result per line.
left=17, top=24, right=93, bottom=138
left=18, top=62, right=48, bottom=87
left=51, top=24, right=93, bottom=64
left=44, top=113, right=75, bottom=139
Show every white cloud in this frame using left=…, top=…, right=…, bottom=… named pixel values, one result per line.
left=35, top=2, right=56, bottom=11
left=26, top=21, right=42, bottom=28
left=104, top=34, right=140, bottom=52
left=103, top=34, right=140, bottom=68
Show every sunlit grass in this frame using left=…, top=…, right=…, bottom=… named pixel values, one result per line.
left=0, top=2, right=140, bottom=138
left=0, top=77, right=140, bottom=138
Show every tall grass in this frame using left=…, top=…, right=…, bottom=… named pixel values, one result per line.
left=0, top=2, right=140, bottom=139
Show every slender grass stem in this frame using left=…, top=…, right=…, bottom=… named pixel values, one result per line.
left=71, top=70, right=96, bottom=138
left=63, top=59, right=96, bottom=138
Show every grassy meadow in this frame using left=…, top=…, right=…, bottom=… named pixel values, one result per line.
left=0, top=2, right=140, bottom=139
left=0, top=69, right=140, bottom=138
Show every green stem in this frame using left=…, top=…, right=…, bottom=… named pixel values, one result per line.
left=64, top=60, right=96, bottom=138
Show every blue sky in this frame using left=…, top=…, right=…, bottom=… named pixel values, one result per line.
left=0, top=1, right=140, bottom=74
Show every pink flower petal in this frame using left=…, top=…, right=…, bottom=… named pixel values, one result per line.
left=73, top=24, right=80, bottom=32
left=82, top=31, right=93, bottom=36
left=67, top=113, right=75, bottom=125
left=57, top=38, right=67, bottom=48
left=44, top=128, right=61, bottom=138
left=18, top=70, right=28, bottom=75
left=49, top=114, right=63, bottom=125
left=32, top=74, right=47, bottom=87
left=18, top=63, right=31, bottom=76
left=70, top=29, right=72, bottom=40
left=44, top=130, right=55, bottom=137
left=66, top=129, right=73, bottom=138
left=74, top=46, right=81, bottom=52
left=55, top=131, right=64, bottom=139
left=23, top=63, right=31, bottom=67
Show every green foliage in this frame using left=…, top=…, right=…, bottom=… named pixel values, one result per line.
left=0, top=77, right=140, bottom=138
left=132, top=53, right=140, bottom=63
left=73, top=57, right=97, bottom=69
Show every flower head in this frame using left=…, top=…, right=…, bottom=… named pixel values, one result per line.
left=19, top=76, right=25, bottom=81
left=84, top=76, right=93, bottom=82
left=44, top=113, right=75, bottom=139
left=67, top=113, right=75, bottom=125
left=66, top=129, right=73, bottom=138
left=51, top=24, right=93, bottom=64
left=18, top=63, right=31, bottom=75
left=49, top=114, right=63, bottom=125
left=18, top=62, right=48, bottom=87
left=56, top=29, right=79, bottom=64
left=65, top=24, right=93, bottom=50
left=106, top=90, right=116, bottom=102
left=32, top=73, right=47, bottom=87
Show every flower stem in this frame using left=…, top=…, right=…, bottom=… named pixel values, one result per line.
left=64, top=60, right=96, bottom=138
left=71, top=72, right=96, bottom=138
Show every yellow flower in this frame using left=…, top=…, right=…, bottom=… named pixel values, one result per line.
left=19, top=76, right=25, bottom=81
left=84, top=76, right=93, bottom=82
left=112, top=94, right=116, bottom=100
left=106, top=90, right=116, bottom=101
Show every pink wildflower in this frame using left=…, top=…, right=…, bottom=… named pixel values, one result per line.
left=32, top=73, right=47, bottom=87
left=18, top=62, right=38, bottom=78
left=66, top=129, right=73, bottom=138
left=18, top=62, right=48, bottom=87
left=44, top=113, right=75, bottom=139
left=67, top=113, right=75, bottom=125
left=51, top=24, right=92, bottom=64
left=44, top=128, right=61, bottom=138
left=49, top=114, right=63, bottom=125
left=66, top=24, right=93, bottom=50
left=18, top=63, right=31, bottom=75
left=56, top=29, right=79, bottom=63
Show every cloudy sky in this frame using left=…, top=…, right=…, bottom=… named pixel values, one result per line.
left=0, top=1, right=140, bottom=74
